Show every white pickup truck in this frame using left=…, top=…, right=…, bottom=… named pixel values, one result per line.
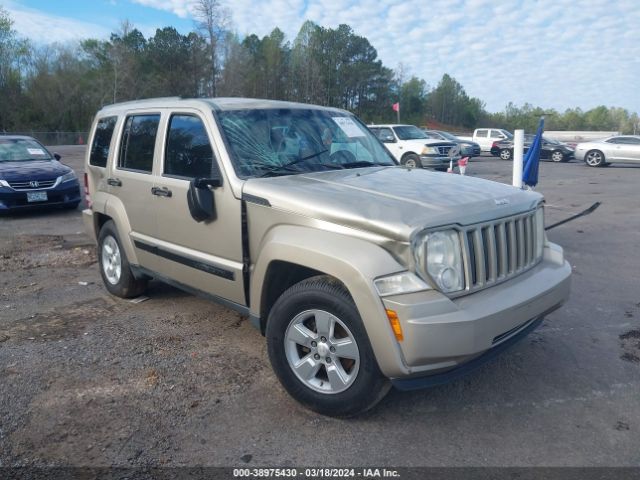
left=458, top=128, right=513, bottom=152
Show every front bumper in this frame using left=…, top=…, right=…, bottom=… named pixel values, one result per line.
left=0, top=181, right=81, bottom=212
left=379, top=243, right=571, bottom=380
left=574, top=149, right=587, bottom=161
left=419, top=155, right=459, bottom=169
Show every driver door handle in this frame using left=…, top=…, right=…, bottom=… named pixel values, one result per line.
left=151, top=186, right=172, bottom=197
left=107, top=177, right=122, bottom=187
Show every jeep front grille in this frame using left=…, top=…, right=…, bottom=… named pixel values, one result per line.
left=462, top=210, right=542, bottom=293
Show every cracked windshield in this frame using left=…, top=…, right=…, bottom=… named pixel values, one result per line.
left=217, top=108, right=395, bottom=178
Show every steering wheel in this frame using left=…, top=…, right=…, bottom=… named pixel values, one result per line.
left=329, top=149, right=356, bottom=165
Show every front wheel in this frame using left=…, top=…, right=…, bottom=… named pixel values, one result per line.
left=499, top=148, right=512, bottom=160
left=551, top=150, right=565, bottom=162
left=585, top=150, right=605, bottom=167
left=401, top=153, right=421, bottom=168
left=266, top=276, right=390, bottom=417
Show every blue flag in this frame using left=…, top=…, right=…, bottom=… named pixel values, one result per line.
left=523, top=117, right=544, bottom=188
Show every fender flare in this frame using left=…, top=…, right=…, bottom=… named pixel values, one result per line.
left=251, top=224, right=410, bottom=377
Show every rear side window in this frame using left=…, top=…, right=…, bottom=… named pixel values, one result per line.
left=476, top=129, right=488, bottom=137
left=89, top=116, right=117, bottom=167
left=164, top=115, right=214, bottom=178
left=118, top=114, right=161, bottom=173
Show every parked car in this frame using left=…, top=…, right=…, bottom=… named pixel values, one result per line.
left=0, top=135, right=81, bottom=213
left=574, top=135, right=640, bottom=167
left=491, top=135, right=575, bottom=162
left=458, top=128, right=513, bottom=152
left=84, top=98, right=571, bottom=416
left=368, top=124, right=458, bottom=170
left=422, top=129, right=481, bottom=158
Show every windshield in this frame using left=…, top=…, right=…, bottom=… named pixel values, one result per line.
left=393, top=125, right=429, bottom=140
left=217, top=108, right=395, bottom=178
left=502, top=130, right=514, bottom=140
left=0, top=138, right=52, bottom=162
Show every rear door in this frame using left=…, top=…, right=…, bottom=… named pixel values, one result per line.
left=151, top=110, right=245, bottom=305
left=110, top=112, right=164, bottom=271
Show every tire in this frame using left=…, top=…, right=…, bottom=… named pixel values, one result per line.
left=401, top=153, right=420, bottom=168
left=585, top=150, right=605, bottom=167
left=266, top=275, right=390, bottom=417
left=551, top=150, right=565, bottom=163
left=97, top=220, right=147, bottom=298
left=499, top=148, right=512, bottom=160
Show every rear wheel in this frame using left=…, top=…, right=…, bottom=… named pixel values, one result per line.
left=266, top=276, right=390, bottom=417
left=401, top=153, right=420, bottom=168
left=98, top=220, right=147, bottom=298
left=499, top=148, right=512, bottom=160
left=585, top=150, right=605, bottom=167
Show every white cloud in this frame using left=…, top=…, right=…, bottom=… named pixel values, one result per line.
left=131, top=0, right=196, bottom=18
left=5, top=2, right=111, bottom=43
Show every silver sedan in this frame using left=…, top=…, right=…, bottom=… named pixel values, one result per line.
left=575, top=135, right=640, bottom=167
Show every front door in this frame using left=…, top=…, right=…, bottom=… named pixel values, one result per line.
left=151, top=111, right=245, bottom=306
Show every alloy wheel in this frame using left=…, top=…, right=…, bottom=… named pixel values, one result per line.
left=284, top=309, right=360, bottom=394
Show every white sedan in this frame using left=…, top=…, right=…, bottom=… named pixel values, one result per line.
left=575, top=135, right=640, bottom=167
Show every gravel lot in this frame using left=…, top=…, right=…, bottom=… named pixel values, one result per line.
left=1, top=146, right=639, bottom=467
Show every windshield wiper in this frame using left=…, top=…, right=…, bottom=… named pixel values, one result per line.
left=339, top=161, right=389, bottom=169
left=257, top=149, right=328, bottom=178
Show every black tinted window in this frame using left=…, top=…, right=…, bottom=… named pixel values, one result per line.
left=165, top=115, right=214, bottom=178
left=90, top=116, right=117, bottom=167
left=118, top=114, right=160, bottom=172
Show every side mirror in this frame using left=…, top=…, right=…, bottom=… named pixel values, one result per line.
left=187, top=175, right=221, bottom=222
left=53, top=153, right=62, bottom=161
left=193, top=176, right=222, bottom=189
left=382, top=136, right=396, bottom=143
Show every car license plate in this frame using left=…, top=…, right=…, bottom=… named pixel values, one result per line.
left=27, top=191, right=48, bottom=202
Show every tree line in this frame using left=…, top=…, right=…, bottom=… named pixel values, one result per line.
left=1, top=3, right=638, bottom=136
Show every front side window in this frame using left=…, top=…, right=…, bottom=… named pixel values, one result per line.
left=118, top=114, right=161, bottom=173
left=90, top=116, right=117, bottom=167
left=490, top=130, right=504, bottom=138
left=217, top=108, right=395, bottom=178
left=615, top=137, right=640, bottom=145
left=165, top=115, right=214, bottom=178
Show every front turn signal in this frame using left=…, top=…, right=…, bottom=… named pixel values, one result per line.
left=386, top=309, right=403, bottom=342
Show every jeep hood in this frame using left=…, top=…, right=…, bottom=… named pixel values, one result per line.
left=242, top=166, right=542, bottom=241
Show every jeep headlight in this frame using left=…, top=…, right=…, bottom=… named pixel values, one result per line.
left=421, top=146, right=438, bottom=155
left=58, top=171, right=77, bottom=183
left=414, top=229, right=464, bottom=293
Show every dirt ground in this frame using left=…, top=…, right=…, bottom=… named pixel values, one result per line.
left=1, top=146, right=639, bottom=468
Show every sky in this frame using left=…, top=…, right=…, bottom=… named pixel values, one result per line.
left=3, top=0, right=639, bottom=114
